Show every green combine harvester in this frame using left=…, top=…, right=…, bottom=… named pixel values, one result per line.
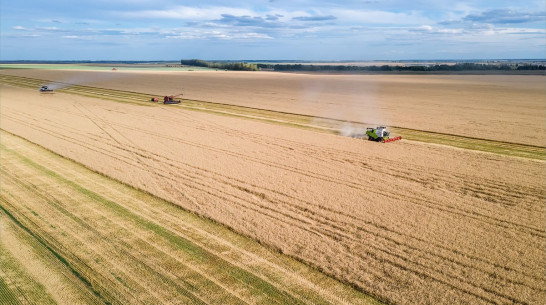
left=366, top=126, right=402, bottom=143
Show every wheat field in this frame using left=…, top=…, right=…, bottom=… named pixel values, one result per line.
left=1, top=69, right=545, bottom=146
left=1, top=129, right=378, bottom=305
left=1, top=80, right=544, bottom=305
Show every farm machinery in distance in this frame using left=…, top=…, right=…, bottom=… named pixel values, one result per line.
left=39, top=85, right=54, bottom=93
left=365, top=126, right=402, bottom=143
left=151, top=93, right=182, bottom=104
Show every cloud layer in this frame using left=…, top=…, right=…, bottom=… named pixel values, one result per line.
left=1, top=1, right=544, bottom=60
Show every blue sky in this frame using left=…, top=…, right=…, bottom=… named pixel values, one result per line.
left=1, top=0, right=544, bottom=60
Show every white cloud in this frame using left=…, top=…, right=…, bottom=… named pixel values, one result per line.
left=331, top=9, right=432, bottom=24
left=490, top=27, right=546, bottom=35
left=413, top=25, right=464, bottom=34
left=37, top=26, right=61, bottom=31
left=122, top=6, right=256, bottom=20
left=165, top=28, right=273, bottom=40
left=2, top=1, right=544, bottom=59
left=463, top=9, right=545, bottom=24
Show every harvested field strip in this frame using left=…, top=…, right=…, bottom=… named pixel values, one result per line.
left=0, top=237, right=57, bottom=305
left=0, top=130, right=381, bottom=305
left=0, top=74, right=154, bottom=106
left=2, top=74, right=544, bottom=160
left=0, top=207, right=104, bottom=305
left=0, top=276, right=22, bottom=305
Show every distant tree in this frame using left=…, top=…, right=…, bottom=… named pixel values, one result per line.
left=192, top=60, right=545, bottom=73
left=180, top=59, right=258, bottom=71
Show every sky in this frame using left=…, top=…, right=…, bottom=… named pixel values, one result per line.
left=1, top=0, right=545, bottom=60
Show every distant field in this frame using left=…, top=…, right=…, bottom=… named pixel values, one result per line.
left=1, top=68, right=544, bottom=146
left=0, top=64, right=213, bottom=71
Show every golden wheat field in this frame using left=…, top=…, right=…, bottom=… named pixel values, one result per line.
left=1, top=69, right=545, bottom=305
left=2, top=69, right=545, bottom=146
left=1, top=129, right=375, bottom=305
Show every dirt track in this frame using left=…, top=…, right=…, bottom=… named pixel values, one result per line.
left=1, top=84, right=545, bottom=305
left=1, top=69, right=545, bottom=146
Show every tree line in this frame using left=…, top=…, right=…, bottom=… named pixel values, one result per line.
left=180, top=59, right=258, bottom=71
left=256, top=62, right=546, bottom=72
left=180, top=59, right=545, bottom=72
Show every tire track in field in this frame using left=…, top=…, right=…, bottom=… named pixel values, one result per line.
left=5, top=104, right=544, bottom=264
left=1, top=132, right=373, bottom=305
left=1, top=112, right=411, bottom=299
left=10, top=98, right=543, bottom=223
left=3, top=133, right=363, bottom=305
left=3, top=104, right=540, bottom=284
left=113, top=133, right=543, bottom=288
left=137, top=107, right=545, bottom=224
left=67, top=103, right=323, bottom=305
left=6, top=106, right=542, bottom=248
left=180, top=111, right=545, bottom=220
left=1, top=141, right=536, bottom=304
left=1, top=127, right=369, bottom=304
left=85, top=115, right=545, bottom=238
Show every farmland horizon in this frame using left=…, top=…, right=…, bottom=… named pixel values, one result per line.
left=1, top=58, right=545, bottom=63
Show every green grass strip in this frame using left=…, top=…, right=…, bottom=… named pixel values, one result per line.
left=0, top=226, right=59, bottom=305
left=0, top=274, right=23, bottom=305
left=0, top=204, right=112, bottom=305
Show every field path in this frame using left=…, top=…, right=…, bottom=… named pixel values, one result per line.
left=1, top=84, right=545, bottom=305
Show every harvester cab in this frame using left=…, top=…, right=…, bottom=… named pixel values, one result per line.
left=366, top=126, right=402, bottom=143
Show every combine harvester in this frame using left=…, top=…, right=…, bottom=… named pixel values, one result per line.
left=39, top=85, right=54, bottom=93
left=151, top=93, right=182, bottom=104
left=366, top=126, right=402, bottom=143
